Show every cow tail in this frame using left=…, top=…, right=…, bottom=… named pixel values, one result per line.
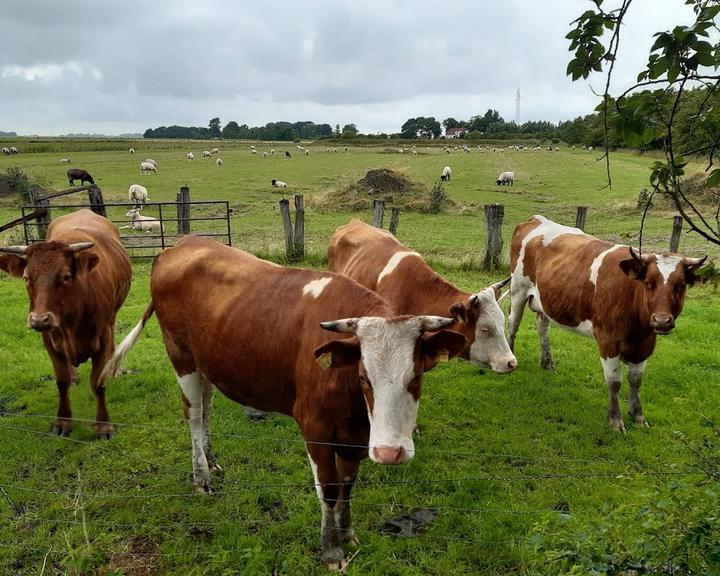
left=102, top=302, right=155, bottom=381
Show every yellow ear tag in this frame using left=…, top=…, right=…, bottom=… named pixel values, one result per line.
left=436, top=349, right=449, bottom=363
left=316, top=352, right=332, bottom=369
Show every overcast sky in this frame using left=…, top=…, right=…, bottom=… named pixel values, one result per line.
left=0, top=0, right=696, bottom=136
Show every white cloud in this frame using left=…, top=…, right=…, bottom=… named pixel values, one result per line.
left=1, top=60, right=102, bottom=83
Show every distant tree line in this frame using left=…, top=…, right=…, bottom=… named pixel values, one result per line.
left=0, top=130, right=17, bottom=137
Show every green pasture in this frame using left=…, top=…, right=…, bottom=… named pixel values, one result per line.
left=0, top=141, right=718, bottom=575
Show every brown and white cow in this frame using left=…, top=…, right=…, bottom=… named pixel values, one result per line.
left=508, top=215, right=706, bottom=432
left=328, top=218, right=517, bottom=373
left=0, top=209, right=132, bottom=438
left=102, top=235, right=466, bottom=568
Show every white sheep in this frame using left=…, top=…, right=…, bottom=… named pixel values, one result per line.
left=496, top=171, right=514, bottom=186
left=1, top=147, right=9, bottom=155
left=203, top=150, right=211, bottom=158
left=59, top=158, right=71, bottom=164
left=441, top=166, right=452, bottom=181
left=263, top=151, right=269, bottom=158
left=271, top=179, right=288, bottom=188
left=588, top=146, right=594, bottom=151
left=128, top=184, right=149, bottom=208
left=9, top=146, right=18, bottom=154
left=129, top=148, right=135, bottom=154
left=296, top=145, right=305, bottom=151
left=140, top=161, right=158, bottom=174
left=216, top=158, right=223, bottom=167
left=186, top=152, right=194, bottom=161
left=271, top=149, right=275, bottom=155
left=398, top=148, right=404, bottom=154
left=144, top=158, right=157, bottom=166
left=211, top=148, right=219, bottom=155
left=251, top=149, right=258, bottom=155
left=304, top=149, right=309, bottom=156
left=121, top=208, right=163, bottom=233
left=250, top=145, right=256, bottom=150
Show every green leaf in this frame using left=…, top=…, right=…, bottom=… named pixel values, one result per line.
left=707, top=169, right=720, bottom=188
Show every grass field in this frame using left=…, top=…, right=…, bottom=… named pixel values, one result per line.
left=0, top=140, right=719, bottom=575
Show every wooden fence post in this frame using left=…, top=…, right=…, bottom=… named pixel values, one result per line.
left=293, top=195, right=304, bottom=259
left=177, top=186, right=190, bottom=235
left=670, top=215, right=683, bottom=252
left=29, top=187, right=50, bottom=239
left=279, top=198, right=295, bottom=260
left=575, top=206, right=588, bottom=230
left=372, top=200, right=385, bottom=228
left=87, top=186, right=106, bottom=217
left=389, top=208, right=400, bottom=236
left=481, top=203, right=504, bottom=271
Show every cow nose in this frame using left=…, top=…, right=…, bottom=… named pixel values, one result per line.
left=507, top=358, right=518, bottom=372
left=28, top=312, right=53, bottom=331
left=372, top=446, right=407, bottom=465
left=651, top=314, right=675, bottom=331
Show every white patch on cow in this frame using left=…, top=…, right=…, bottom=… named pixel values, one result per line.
left=306, top=451, right=324, bottom=501
left=355, top=317, right=420, bottom=461
left=468, top=288, right=516, bottom=372
left=302, top=277, right=332, bottom=299
left=377, top=251, right=420, bottom=285
left=600, top=356, right=621, bottom=383
left=655, top=254, right=683, bottom=284
left=177, top=372, right=210, bottom=485
left=589, top=244, right=626, bottom=286
left=627, top=360, right=647, bottom=380
left=569, top=319, right=594, bottom=337
left=514, top=215, right=584, bottom=280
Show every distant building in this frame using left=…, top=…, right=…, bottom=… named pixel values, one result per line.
left=445, top=127, right=467, bottom=139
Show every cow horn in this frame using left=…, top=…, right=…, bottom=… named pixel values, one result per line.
left=67, top=242, right=94, bottom=252
left=0, top=245, right=28, bottom=254
left=320, top=318, right=359, bottom=334
left=418, top=316, right=454, bottom=331
left=684, top=255, right=708, bottom=269
left=629, top=247, right=651, bottom=262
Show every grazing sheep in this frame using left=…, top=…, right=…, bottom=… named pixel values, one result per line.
left=412, top=149, right=417, bottom=155
left=441, top=166, right=452, bottom=181
left=296, top=145, right=305, bottom=151
left=572, top=145, right=576, bottom=150
left=211, top=148, right=219, bottom=155
left=203, top=150, right=211, bottom=158
left=398, top=148, right=404, bottom=154
left=588, top=146, right=594, bottom=151
left=271, top=179, right=288, bottom=188
left=216, top=158, right=223, bottom=167
left=140, top=162, right=158, bottom=174
left=496, top=171, right=514, bottom=186
left=129, top=148, right=135, bottom=154
left=121, top=208, right=163, bottom=233
left=333, top=148, right=338, bottom=153
left=271, top=149, right=275, bottom=155
left=9, top=146, right=18, bottom=154
left=554, top=147, right=560, bottom=152
left=128, top=184, right=149, bottom=208
left=59, top=158, right=71, bottom=164
left=144, top=159, right=157, bottom=166
left=1, top=147, right=9, bottom=155
left=263, top=151, right=268, bottom=158
left=251, top=149, right=258, bottom=155
left=304, top=149, right=309, bottom=156
left=285, top=151, right=292, bottom=158
left=187, top=152, right=194, bottom=161
left=67, top=168, right=94, bottom=186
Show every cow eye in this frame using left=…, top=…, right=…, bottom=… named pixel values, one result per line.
left=60, top=273, right=72, bottom=284
left=480, top=326, right=492, bottom=335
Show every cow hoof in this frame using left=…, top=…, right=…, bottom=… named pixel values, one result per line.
left=96, top=424, right=116, bottom=440
left=634, top=416, right=650, bottom=428
left=51, top=423, right=72, bottom=437
left=322, top=547, right=345, bottom=571
left=540, top=361, right=554, bottom=371
left=194, top=481, right=213, bottom=495
left=610, top=419, right=626, bottom=433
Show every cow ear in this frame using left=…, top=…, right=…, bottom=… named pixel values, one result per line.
left=314, top=337, right=361, bottom=369
left=0, top=254, right=27, bottom=278
left=449, top=302, right=468, bottom=324
left=421, top=330, right=467, bottom=372
left=619, top=249, right=647, bottom=280
left=74, top=252, right=99, bottom=273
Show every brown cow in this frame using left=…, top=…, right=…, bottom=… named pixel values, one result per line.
left=328, top=219, right=517, bottom=373
left=508, top=215, right=706, bottom=432
left=102, top=235, right=466, bottom=568
left=0, top=209, right=131, bottom=438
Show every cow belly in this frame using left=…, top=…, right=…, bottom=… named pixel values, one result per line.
left=527, top=288, right=594, bottom=338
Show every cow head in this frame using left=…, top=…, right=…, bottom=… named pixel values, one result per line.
left=619, top=247, right=706, bottom=335
left=315, top=315, right=466, bottom=465
left=0, top=241, right=98, bottom=332
left=449, top=278, right=517, bottom=372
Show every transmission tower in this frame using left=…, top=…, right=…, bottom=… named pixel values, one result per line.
left=515, top=88, right=521, bottom=123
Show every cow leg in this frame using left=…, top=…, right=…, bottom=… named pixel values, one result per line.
left=178, top=371, right=212, bottom=493
left=200, top=376, right=221, bottom=471
left=507, top=289, right=528, bottom=353
left=47, top=349, right=73, bottom=436
left=91, top=340, right=116, bottom=439
left=306, top=445, right=344, bottom=569
left=600, top=355, right=624, bottom=432
left=335, top=455, right=360, bottom=546
left=536, top=313, right=554, bottom=370
left=627, top=360, right=649, bottom=427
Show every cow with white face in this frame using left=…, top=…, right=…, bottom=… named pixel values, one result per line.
left=508, top=215, right=706, bottom=431
left=328, top=219, right=517, bottom=373
left=102, top=235, right=466, bottom=568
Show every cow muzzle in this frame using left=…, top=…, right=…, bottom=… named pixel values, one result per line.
left=650, top=313, right=675, bottom=335
left=372, top=445, right=411, bottom=465
left=28, top=312, right=57, bottom=332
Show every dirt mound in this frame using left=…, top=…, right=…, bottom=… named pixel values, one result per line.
left=314, top=168, right=461, bottom=213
